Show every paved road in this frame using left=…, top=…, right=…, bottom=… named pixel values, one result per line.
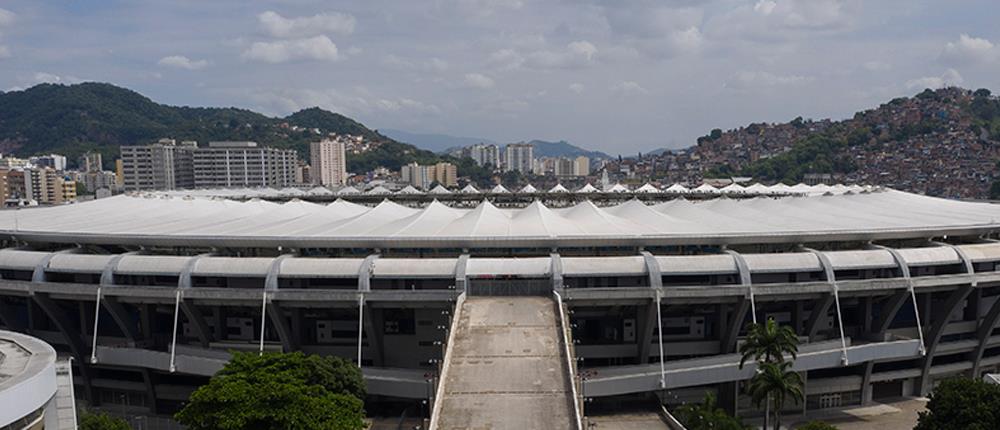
left=434, top=297, right=575, bottom=429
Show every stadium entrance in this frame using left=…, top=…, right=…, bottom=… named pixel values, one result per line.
left=466, top=277, right=551, bottom=296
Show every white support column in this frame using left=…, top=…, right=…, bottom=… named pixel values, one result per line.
left=869, top=244, right=926, bottom=355
left=258, top=289, right=268, bottom=355
left=656, top=290, right=665, bottom=389
left=357, top=294, right=365, bottom=367
left=169, top=289, right=181, bottom=373
left=725, top=249, right=757, bottom=324
left=802, top=247, right=850, bottom=365
left=90, top=286, right=101, bottom=364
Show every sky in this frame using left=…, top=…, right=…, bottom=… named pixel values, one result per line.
left=0, top=0, right=999, bottom=154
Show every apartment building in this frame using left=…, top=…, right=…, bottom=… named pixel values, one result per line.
left=193, top=141, right=297, bottom=188
left=120, top=139, right=196, bottom=191
left=310, top=139, right=347, bottom=186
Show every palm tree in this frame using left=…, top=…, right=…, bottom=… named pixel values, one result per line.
left=748, top=361, right=804, bottom=430
left=739, top=318, right=799, bottom=369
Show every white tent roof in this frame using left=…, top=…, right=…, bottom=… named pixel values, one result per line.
left=491, top=184, right=510, bottom=193
left=336, top=186, right=360, bottom=195
left=460, top=184, right=480, bottom=193
left=549, top=184, right=569, bottom=193
left=521, top=184, right=538, bottom=193
left=744, top=183, right=769, bottom=193
left=635, top=183, right=660, bottom=193
left=366, top=185, right=392, bottom=195
left=307, top=186, right=334, bottom=196
left=397, top=185, right=421, bottom=194
left=664, top=183, right=689, bottom=193
left=9, top=189, right=1000, bottom=248
left=607, top=183, right=629, bottom=193
left=429, top=185, right=452, bottom=194
left=693, top=183, right=719, bottom=193
left=577, top=183, right=599, bottom=193
left=720, top=183, right=746, bottom=194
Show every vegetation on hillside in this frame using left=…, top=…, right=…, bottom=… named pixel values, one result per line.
left=0, top=82, right=492, bottom=179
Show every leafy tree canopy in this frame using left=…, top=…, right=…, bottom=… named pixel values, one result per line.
left=674, top=393, right=749, bottom=430
left=175, top=351, right=366, bottom=430
left=915, top=377, right=1000, bottom=430
left=796, top=421, right=838, bottom=430
left=78, top=409, right=130, bottom=430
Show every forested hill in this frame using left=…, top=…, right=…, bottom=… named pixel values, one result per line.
left=657, top=87, right=1000, bottom=198
left=0, top=82, right=441, bottom=172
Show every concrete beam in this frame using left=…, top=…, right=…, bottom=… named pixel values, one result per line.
left=805, top=294, right=835, bottom=341
left=33, top=292, right=95, bottom=403
left=917, top=285, right=973, bottom=395
left=720, top=298, right=750, bottom=353
left=971, top=292, right=1000, bottom=376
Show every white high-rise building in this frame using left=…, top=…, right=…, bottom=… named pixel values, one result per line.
left=310, top=139, right=347, bottom=186
left=574, top=156, right=590, bottom=176
left=504, top=143, right=534, bottom=173
left=468, top=144, right=501, bottom=168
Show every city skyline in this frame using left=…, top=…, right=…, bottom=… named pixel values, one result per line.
left=1, top=1, right=999, bottom=154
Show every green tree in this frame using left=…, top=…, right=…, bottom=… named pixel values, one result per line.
left=78, top=409, right=130, bottom=430
left=796, top=421, right=838, bottom=430
left=739, top=318, right=799, bottom=368
left=747, top=362, right=804, bottom=430
left=175, top=351, right=366, bottom=430
left=674, top=393, right=749, bottom=430
left=915, top=377, right=1000, bottom=430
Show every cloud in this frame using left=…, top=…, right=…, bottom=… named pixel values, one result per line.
left=525, top=40, right=599, bottom=69
left=462, top=73, right=495, bottom=89
left=382, top=55, right=448, bottom=72
left=708, top=0, right=858, bottom=42
left=257, top=11, right=355, bottom=38
left=33, top=72, right=83, bottom=85
left=0, top=8, right=14, bottom=27
left=487, top=48, right=524, bottom=70
left=611, top=81, right=648, bottom=96
left=941, top=34, right=996, bottom=64
left=728, top=70, right=812, bottom=89
left=569, top=83, right=585, bottom=94
left=0, top=46, right=9, bottom=59
left=375, top=98, right=441, bottom=115
left=863, top=61, right=891, bottom=72
left=158, top=55, right=208, bottom=70
left=905, top=68, right=963, bottom=90
left=243, top=35, right=339, bottom=63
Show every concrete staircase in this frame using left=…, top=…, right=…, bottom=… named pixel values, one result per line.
left=431, top=296, right=576, bottom=429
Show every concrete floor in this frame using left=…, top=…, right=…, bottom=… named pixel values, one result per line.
left=781, top=397, right=927, bottom=430
left=434, top=297, right=575, bottom=429
left=587, top=412, right=670, bottom=430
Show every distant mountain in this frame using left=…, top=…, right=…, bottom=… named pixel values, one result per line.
left=527, top=140, right=611, bottom=160
left=0, top=82, right=443, bottom=172
left=381, top=129, right=496, bottom=153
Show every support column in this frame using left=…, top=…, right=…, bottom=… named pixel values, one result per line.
left=363, top=305, right=385, bottom=366
left=264, top=255, right=295, bottom=352
left=804, top=295, right=834, bottom=342
left=638, top=251, right=663, bottom=364
left=971, top=292, right=1000, bottom=377
left=34, top=292, right=96, bottom=402
left=725, top=250, right=756, bottom=324
left=721, top=298, right=750, bottom=354
left=550, top=252, right=563, bottom=293
left=917, top=285, right=973, bottom=395
left=454, top=254, right=469, bottom=293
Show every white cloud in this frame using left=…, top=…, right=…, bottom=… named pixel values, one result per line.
left=243, top=35, right=339, bottom=63
left=257, top=11, right=355, bottom=38
left=463, top=73, right=495, bottom=89
left=569, top=83, right=584, bottom=94
left=941, top=34, right=996, bottom=64
left=487, top=48, right=524, bottom=70
left=611, top=81, right=648, bottom=96
left=708, top=0, right=857, bottom=42
left=669, top=27, right=703, bottom=53
left=0, top=46, right=9, bottom=59
left=863, top=61, right=891, bottom=72
left=375, top=98, right=441, bottom=114
left=729, top=70, right=812, bottom=88
left=158, top=55, right=208, bottom=70
left=0, top=8, right=14, bottom=27
left=33, top=72, right=83, bottom=85
left=525, top=40, right=599, bottom=69
left=383, top=55, right=448, bottom=72
left=905, top=68, right=963, bottom=90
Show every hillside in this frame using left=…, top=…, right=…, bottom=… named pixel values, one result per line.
left=0, top=82, right=443, bottom=173
left=622, top=87, right=1000, bottom=199
left=381, top=129, right=497, bottom=153
left=528, top=140, right=611, bottom=160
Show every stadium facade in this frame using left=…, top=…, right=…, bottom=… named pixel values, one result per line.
left=0, top=188, right=999, bottom=420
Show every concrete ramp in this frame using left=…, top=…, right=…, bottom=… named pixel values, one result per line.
left=432, top=297, right=575, bottom=429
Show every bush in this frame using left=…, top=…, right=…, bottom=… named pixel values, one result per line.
left=915, top=377, right=1000, bottom=430
left=78, top=409, right=130, bottom=430
left=175, top=351, right=366, bottom=430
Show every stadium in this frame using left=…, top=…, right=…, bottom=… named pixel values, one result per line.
left=1, top=184, right=999, bottom=426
